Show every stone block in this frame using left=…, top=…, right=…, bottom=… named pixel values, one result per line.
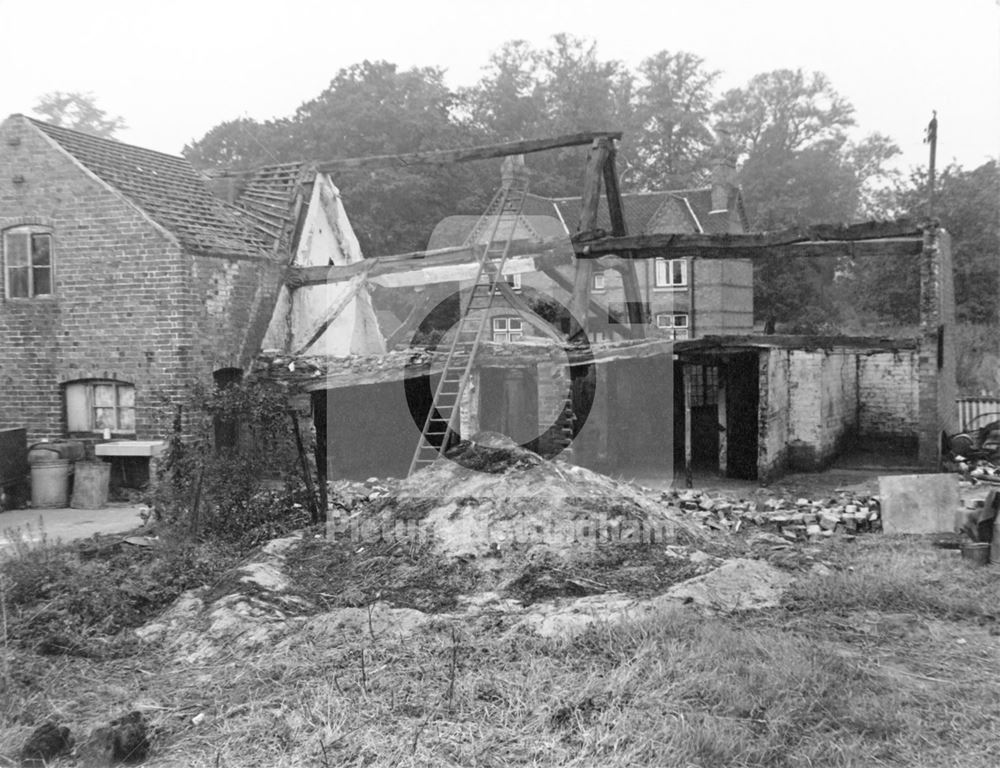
left=878, top=474, right=960, bottom=534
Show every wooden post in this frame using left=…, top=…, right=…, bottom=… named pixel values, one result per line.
left=717, top=371, right=727, bottom=476
left=602, top=148, right=646, bottom=337
left=290, top=411, right=320, bottom=524
left=684, top=366, right=693, bottom=488
left=568, top=139, right=610, bottom=342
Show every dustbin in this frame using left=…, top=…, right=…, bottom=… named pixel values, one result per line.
left=28, top=440, right=86, bottom=464
left=71, top=461, right=111, bottom=509
left=31, top=459, right=72, bottom=508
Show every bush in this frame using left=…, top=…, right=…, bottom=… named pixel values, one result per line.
left=0, top=531, right=242, bottom=652
left=147, top=378, right=316, bottom=544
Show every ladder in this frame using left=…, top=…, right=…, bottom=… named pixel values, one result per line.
left=407, top=174, right=529, bottom=476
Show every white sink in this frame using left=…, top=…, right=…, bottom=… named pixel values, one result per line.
left=94, top=440, right=166, bottom=457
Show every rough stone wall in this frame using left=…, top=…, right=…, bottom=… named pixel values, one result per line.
left=858, top=350, right=919, bottom=444
left=0, top=116, right=191, bottom=442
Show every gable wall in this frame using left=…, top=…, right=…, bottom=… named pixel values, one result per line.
left=0, top=116, right=282, bottom=444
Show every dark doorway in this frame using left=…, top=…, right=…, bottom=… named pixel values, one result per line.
left=725, top=352, right=760, bottom=480
left=689, top=365, right=720, bottom=468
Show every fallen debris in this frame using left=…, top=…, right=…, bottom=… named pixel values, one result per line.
left=19, top=722, right=73, bottom=766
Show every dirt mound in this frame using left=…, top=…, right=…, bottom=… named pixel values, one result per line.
left=357, top=433, right=702, bottom=559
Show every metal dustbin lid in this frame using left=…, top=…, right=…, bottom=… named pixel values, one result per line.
left=27, top=440, right=86, bottom=463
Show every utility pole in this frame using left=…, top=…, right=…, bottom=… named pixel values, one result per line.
left=924, top=110, right=938, bottom=221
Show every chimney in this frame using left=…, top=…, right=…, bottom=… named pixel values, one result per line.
left=709, top=128, right=739, bottom=232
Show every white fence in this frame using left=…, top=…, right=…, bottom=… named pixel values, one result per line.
left=957, top=397, right=1000, bottom=431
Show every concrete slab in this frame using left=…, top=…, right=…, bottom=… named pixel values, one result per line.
left=879, top=474, right=961, bottom=534
left=0, top=502, right=146, bottom=551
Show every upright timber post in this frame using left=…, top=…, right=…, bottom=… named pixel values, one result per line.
left=568, top=138, right=609, bottom=342
left=602, top=146, right=646, bottom=338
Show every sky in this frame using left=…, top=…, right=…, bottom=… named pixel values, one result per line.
left=2, top=0, right=998, bottom=174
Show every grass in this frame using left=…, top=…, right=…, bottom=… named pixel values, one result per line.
left=2, top=533, right=1000, bottom=766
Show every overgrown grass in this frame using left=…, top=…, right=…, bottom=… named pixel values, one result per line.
left=3, top=534, right=1000, bottom=766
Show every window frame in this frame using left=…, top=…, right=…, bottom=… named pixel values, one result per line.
left=505, top=273, right=522, bottom=292
left=491, top=315, right=524, bottom=343
left=655, top=312, right=690, bottom=340
left=4, top=226, right=55, bottom=299
left=65, top=380, right=136, bottom=436
left=592, top=271, right=606, bottom=292
left=653, top=257, right=687, bottom=289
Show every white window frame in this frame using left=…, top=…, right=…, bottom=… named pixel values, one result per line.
left=65, top=380, right=136, bottom=435
left=505, top=273, right=522, bottom=292
left=4, top=226, right=54, bottom=299
left=492, top=315, right=524, bottom=343
left=654, top=257, right=687, bottom=289
left=592, top=271, right=606, bottom=292
left=656, top=312, right=690, bottom=340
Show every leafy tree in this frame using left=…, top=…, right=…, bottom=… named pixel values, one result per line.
left=628, top=51, right=719, bottom=189
left=32, top=91, right=126, bottom=138
left=182, top=116, right=299, bottom=168
left=715, top=69, right=899, bottom=330
left=851, top=160, right=999, bottom=326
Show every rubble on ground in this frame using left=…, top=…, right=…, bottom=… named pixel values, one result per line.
left=653, top=487, right=882, bottom=541
left=328, top=433, right=704, bottom=558
left=943, top=455, right=1000, bottom=483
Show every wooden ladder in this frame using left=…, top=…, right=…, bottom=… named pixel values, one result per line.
left=407, top=174, right=530, bottom=475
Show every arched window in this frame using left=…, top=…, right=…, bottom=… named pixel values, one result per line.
left=65, top=380, right=136, bottom=435
left=4, top=226, right=54, bottom=298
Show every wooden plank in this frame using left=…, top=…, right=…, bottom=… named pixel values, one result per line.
left=314, top=132, right=623, bottom=173
left=292, top=271, right=370, bottom=356
left=576, top=237, right=924, bottom=260
left=568, top=139, right=609, bottom=341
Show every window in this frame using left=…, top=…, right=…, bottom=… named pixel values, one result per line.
left=654, top=258, right=686, bottom=288
left=656, top=313, right=690, bottom=340
left=4, top=227, right=53, bottom=298
left=592, top=272, right=606, bottom=292
left=492, top=316, right=524, bottom=343
left=65, top=380, right=136, bottom=434
left=505, top=273, right=522, bottom=292
left=687, top=365, right=719, bottom=406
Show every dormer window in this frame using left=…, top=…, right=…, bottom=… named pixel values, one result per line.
left=4, top=226, right=54, bottom=298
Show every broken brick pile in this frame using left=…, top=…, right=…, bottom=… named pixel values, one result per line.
left=658, top=489, right=882, bottom=541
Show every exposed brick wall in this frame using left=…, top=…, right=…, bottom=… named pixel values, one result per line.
left=858, top=350, right=919, bottom=444
left=786, top=350, right=858, bottom=469
left=0, top=116, right=282, bottom=444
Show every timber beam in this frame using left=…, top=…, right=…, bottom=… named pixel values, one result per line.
left=286, top=238, right=572, bottom=287
left=572, top=218, right=923, bottom=258
left=309, top=132, right=622, bottom=173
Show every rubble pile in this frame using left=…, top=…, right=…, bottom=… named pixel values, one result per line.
left=943, top=455, right=1000, bottom=483
left=659, top=488, right=881, bottom=540
left=326, top=433, right=703, bottom=558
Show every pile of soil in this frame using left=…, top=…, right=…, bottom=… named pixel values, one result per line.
left=365, top=433, right=702, bottom=559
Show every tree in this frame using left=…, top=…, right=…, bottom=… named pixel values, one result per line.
left=851, top=160, right=1000, bottom=326
left=32, top=91, right=126, bottom=138
left=714, top=69, right=899, bottom=330
left=628, top=51, right=719, bottom=189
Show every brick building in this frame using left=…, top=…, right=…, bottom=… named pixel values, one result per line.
left=0, top=115, right=291, bottom=444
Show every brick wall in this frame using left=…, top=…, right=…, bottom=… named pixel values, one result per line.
left=692, top=259, right=754, bottom=336
left=858, top=350, right=919, bottom=444
left=758, top=349, right=788, bottom=480
left=0, top=117, right=191, bottom=442
left=786, top=350, right=858, bottom=469
left=0, top=116, right=283, bottom=444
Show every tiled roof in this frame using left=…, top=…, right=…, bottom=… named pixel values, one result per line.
left=29, top=118, right=272, bottom=259
left=552, top=191, right=702, bottom=235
